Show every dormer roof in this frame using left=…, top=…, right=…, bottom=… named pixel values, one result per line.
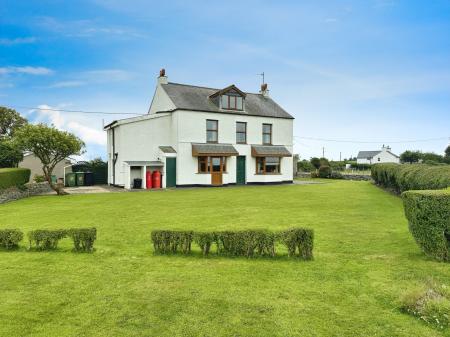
left=208, top=84, right=247, bottom=99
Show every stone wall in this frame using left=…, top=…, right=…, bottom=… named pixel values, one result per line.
left=0, top=182, right=53, bottom=204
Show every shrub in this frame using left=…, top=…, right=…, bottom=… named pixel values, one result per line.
left=278, top=228, right=314, bottom=259
left=193, top=232, right=215, bottom=256
left=330, top=171, right=343, bottom=179
left=0, top=168, right=31, bottom=189
left=0, top=229, right=23, bottom=249
left=67, top=228, right=97, bottom=252
left=402, top=190, right=449, bottom=261
left=318, top=165, right=331, bottom=178
left=372, top=164, right=450, bottom=193
left=33, top=174, right=46, bottom=183
left=214, top=230, right=275, bottom=257
left=310, top=171, right=319, bottom=178
left=28, top=229, right=67, bottom=250
left=151, top=230, right=193, bottom=254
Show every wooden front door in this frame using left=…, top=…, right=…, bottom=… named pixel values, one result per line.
left=211, top=157, right=223, bottom=186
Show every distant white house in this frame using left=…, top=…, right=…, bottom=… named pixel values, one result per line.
left=356, top=145, right=400, bottom=164
left=104, top=69, right=294, bottom=189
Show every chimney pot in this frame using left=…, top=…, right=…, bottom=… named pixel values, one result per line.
left=159, top=68, right=165, bottom=77
left=260, top=83, right=269, bottom=97
left=157, top=68, right=168, bottom=85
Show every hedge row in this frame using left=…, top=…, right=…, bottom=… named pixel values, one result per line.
left=371, top=163, right=450, bottom=193
left=151, top=228, right=314, bottom=259
left=0, top=168, right=31, bottom=189
left=402, top=190, right=450, bottom=262
left=0, top=228, right=96, bottom=252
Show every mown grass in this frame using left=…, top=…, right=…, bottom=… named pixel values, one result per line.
left=0, top=181, right=448, bottom=336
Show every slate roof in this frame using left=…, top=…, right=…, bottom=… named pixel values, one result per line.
left=357, top=151, right=381, bottom=159
left=159, top=146, right=176, bottom=153
left=251, top=145, right=292, bottom=157
left=160, top=82, right=294, bottom=119
left=191, top=143, right=239, bottom=156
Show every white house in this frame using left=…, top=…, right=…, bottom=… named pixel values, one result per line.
left=104, top=70, right=294, bottom=189
left=356, top=145, right=400, bottom=164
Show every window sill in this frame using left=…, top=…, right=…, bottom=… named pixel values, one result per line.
left=197, top=172, right=229, bottom=174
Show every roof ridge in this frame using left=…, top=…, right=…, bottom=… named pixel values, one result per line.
left=165, top=82, right=261, bottom=96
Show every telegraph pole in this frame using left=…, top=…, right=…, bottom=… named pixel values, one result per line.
left=322, top=147, right=325, bottom=158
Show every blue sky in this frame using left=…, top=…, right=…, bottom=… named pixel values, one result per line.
left=1, top=0, right=449, bottom=160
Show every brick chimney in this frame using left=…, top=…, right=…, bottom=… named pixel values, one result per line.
left=157, top=68, right=168, bottom=85
left=259, top=83, right=269, bottom=97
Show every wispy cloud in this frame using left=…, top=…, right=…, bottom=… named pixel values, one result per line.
left=46, top=81, right=86, bottom=88
left=36, top=16, right=146, bottom=39
left=28, top=104, right=106, bottom=146
left=0, top=66, right=53, bottom=75
left=82, top=69, right=134, bottom=82
left=0, top=37, right=37, bottom=45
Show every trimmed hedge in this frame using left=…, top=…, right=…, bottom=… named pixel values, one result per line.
left=0, top=229, right=23, bottom=249
left=0, top=168, right=31, bottom=189
left=402, top=190, right=450, bottom=262
left=151, top=228, right=313, bottom=259
left=68, top=228, right=97, bottom=252
left=28, top=229, right=67, bottom=250
left=372, top=163, right=450, bottom=193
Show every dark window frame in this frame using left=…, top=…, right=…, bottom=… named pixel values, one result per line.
left=206, top=119, right=218, bottom=143
left=236, top=121, right=247, bottom=144
left=255, top=157, right=281, bottom=175
left=221, top=94, right=244, bottom=111
left=262, top=123, right=272, bottom=145
left=198, top=156, right=227, bottom=173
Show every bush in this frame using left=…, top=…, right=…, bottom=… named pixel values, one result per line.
left=193, top=232, right=215, bottom=255
left=0, top=168, right=31, bottom=189
left=402, top=190, right=449, bottom=261
left=372, top=164, right=450, bottom=193
left=278, top=228, right=314, bottom=259
left=330, top=171, right=343, bottom=179
left=152, top=228, right=313, bottom=259
left=318, top=165, right=331, bottom=178
left=0, top=229, right=23, bottom=249
left=67, top=228, right=97, bottom=252
left=28, top=229, right=67, bottom=250
left=151, top=230, right=193, bottom=254
left=33, top=174, right=46, bottom=183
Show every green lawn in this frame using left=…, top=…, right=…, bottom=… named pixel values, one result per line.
left=0, top=181, right=448, bottom=337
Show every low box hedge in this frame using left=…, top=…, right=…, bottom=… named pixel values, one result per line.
left=28, top=229, right=67, bottom=250
left=151, top=228, right=313, bottom=259
left=67, top=228, right=97, bottom=252
left=372, top=164, right=450, bottom=193
left=0, top=168, right=31, bottom=189
left=402, top=189, right=450, bottom=262
left=0, top=229, right=23, bottom=249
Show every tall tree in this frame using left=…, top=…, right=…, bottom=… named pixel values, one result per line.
left=15, top=124, right=85, bottom=195
left=0, top=107, right=27, bottom=139
left=0, top=140, right=23, bottom=168
left=400, top=150, right=421, bottom=164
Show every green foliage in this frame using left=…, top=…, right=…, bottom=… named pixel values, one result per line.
left=0, top=140, right=23, bottom=168
left=297, top=159, right=313, bottom=172
left=400, top=150, right=422, bottom=164
left=310, top=157, right=321, bottom=170
left=330, top=171, right=344, bottom=179
left=151, top=230, right=193, bottom=254
left=33, top=174, right=46, bottom=183
left=445, top=145, right=450, bottom=161
left=0, top=168, right=31, bottom=189
left=0, top=229, right=23, bottom=249
left=318, top=165, right=331, bottom=178
left=67, top=228, right=97, bottom=252
left=71, top=158, right=108, bottom=184
left=329, top=161, right=345, bottom=171
left=402, top=190, right=450, bottom=261
left=14, top=123, right=85, bottom=194
left=28, top=229, right=67, bottom=250
left=372, top=163, right=450, bottom=193
left=0, top=107, right=27, bottom=139
left=193, top=232, right=215, bottom=255
left=278, top=228, right=314, bottom=259
left=400, top=279, right=450, bottom=330
left=152, top=229, right=311, bottom=259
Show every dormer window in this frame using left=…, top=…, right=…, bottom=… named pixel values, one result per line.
left=221, top=94, right=243, bottom=110
left=209, top=84, right=246, bottom=111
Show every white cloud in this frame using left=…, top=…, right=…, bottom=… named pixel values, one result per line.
left=0, top=66, right=53, bottom=75
left=0, top=37, right=37, bottom=45
left=29, top=104, right=106, bottom=146
left=46, top=81, right=86, bottom=88
left=82, top=69, right=134, bottom=82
